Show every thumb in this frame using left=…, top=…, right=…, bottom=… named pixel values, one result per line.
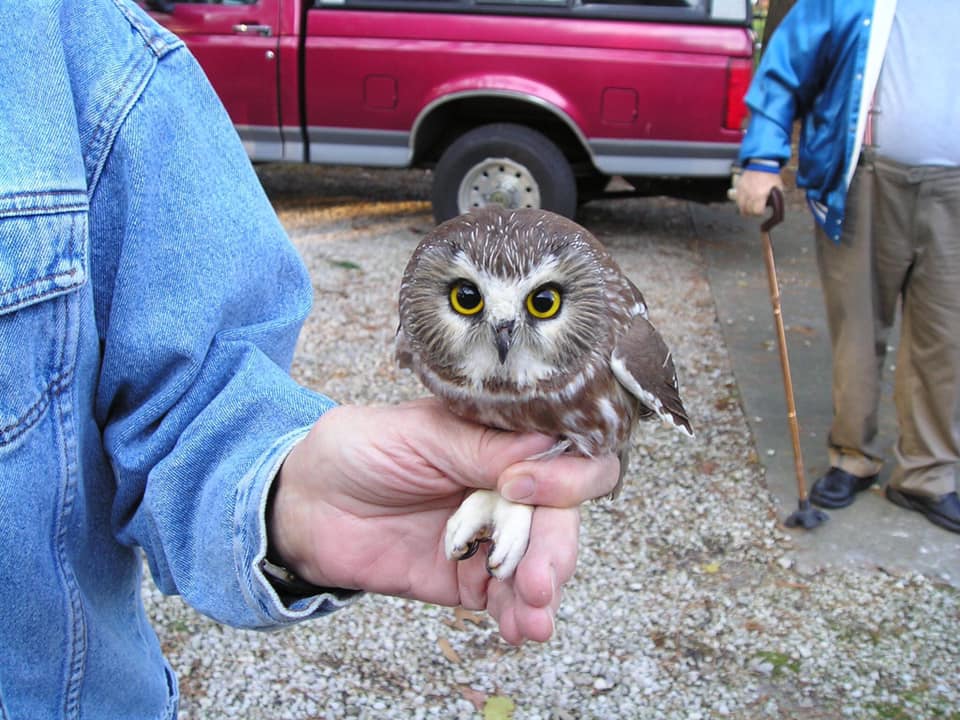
left=409, top=398, right=558, bottom=490
left=444, top=427, right=560, bottom=492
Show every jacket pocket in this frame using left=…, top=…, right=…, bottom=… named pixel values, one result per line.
left=0, top=195, right=87, bottom=446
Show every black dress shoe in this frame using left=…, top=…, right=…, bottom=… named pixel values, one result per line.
left=885, top=487, right=960, bottom=534
left=809, top=467, right=878, bottom=509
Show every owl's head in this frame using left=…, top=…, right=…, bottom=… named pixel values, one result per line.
left=398, top=207, right=617, bottom=393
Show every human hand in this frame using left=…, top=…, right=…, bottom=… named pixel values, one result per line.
left=268, top=398, right=620, bottom=644
left=731, top=168, right=784, bottom=216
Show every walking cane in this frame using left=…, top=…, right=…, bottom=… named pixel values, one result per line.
left=761, top=188, right=828, bottom=529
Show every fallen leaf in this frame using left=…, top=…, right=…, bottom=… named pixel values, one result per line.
left=775, top=579, right=809, bottom=591
left=456, top=607, right=486, bottom=626
left=698, top=460, right=719, bottom=475
left=702, top=561, right=721, bottom=574
left=484, top=695, right=516, bottom=720
left=444, top=607, right=487, bottom=631
left=458, top=685, right=487, bottom=711
left=437, top=637, right=462, bottom=665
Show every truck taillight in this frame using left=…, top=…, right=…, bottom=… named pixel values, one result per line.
left=725, top=58, right=752, bottom=131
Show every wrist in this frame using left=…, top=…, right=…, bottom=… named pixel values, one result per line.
left=262, top=438, right=342, bottom=595
left=261, top=471, right=318, bottom=597
left=264, top=455, right=301, bottom=570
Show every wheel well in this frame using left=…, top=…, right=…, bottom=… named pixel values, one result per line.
left=412, top=96, right=594, bottom=176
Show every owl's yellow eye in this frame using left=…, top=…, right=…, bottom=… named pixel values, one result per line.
left=450, top=281, right=484, bottom=316
left=526, top=285, right=562, bottom=319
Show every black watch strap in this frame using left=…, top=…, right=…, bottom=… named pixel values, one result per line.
left=259, top=556, right=342, bottom=599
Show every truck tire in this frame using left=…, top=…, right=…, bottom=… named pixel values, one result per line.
left=431, top=123, right=577, bottom=224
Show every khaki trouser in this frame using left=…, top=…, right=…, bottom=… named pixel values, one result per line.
left=815, top=151, right=960, bottom=498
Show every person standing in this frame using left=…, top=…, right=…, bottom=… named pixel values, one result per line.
left=733, top=0, right=960, bottom=533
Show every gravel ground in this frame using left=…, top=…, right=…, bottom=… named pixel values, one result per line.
left=145, top=166, right=960, bottom=720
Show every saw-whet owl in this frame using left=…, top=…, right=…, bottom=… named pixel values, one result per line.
left=396, top=206, right=692, bottom=579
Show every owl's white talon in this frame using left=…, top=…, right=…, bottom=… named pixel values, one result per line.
left=444, top=490, right=497, bottom=561
left=486, top=499, right=533, bottom=579
left=444, top=490, right=533, bottom=579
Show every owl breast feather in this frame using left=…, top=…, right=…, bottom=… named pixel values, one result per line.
left=429, top=364, right=639, bottom=458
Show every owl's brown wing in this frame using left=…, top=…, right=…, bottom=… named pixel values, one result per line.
left=610, top=314, right=693, bottom=437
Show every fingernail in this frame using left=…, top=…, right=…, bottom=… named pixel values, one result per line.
left=502, top=475, right=535, bottom=501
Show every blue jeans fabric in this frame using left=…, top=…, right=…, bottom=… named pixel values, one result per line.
left=0, top=2, right=346, bottom=717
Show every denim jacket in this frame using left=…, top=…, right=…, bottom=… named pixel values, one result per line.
left=0, top=2, right=350, bottom=717
left=737, top=0, right=896, bottom=240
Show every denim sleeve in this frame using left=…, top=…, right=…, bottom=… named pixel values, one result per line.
left=89, top=43, right=356, bottom=628
left=737, top=0, right=837, bottom=165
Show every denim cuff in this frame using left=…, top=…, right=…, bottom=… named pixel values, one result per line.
left=234, top=427, right=362, bottom=625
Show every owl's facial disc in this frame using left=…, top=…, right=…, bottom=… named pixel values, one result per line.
left=439, top=256, right=571, bottom=388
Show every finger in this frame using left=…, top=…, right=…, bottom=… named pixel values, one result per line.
left=515, top=507, right=580, bottom=608
left=498, top=453, right=620, bottom=507
left=456, top=550, right=492, bottom=611
left=507, top=507, right=580, bottom=642
left=487, top=575, right=557, bottom=644
left=487, top=506, right=578, bottom=643
left=746, top=194, right=768, bottom=216
left=485, top=508, right=578, bottom=643
left=493, top=601, right=523, bottom=646
left=511, top=602, right=555, bottom=644
left=484, top=573, right=517, bottom=639
left=733, top=170, right=781, bottom=217
left=739, top=188, right=763, bottom=216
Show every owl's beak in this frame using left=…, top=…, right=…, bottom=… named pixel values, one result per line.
left=493, top=320, right=515, bottom=364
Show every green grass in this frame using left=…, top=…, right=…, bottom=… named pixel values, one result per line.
left=752, top=650, right=800, bottom=677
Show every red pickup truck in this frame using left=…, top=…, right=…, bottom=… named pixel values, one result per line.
left=143, top=0, right=754, bottom=222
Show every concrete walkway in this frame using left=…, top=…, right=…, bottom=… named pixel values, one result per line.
left=691, top=198, right=960, bottom=587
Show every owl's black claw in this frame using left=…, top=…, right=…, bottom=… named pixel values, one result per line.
left=485, top=543, right=500, bottom=577
left=459, top=540, right=481, bottom=560
left=457, top=538, right=489, bottom=561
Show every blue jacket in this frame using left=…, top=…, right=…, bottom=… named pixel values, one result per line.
left=738, top=0, right=895, bottom=240
left=0, top=2, right=350, bottom=717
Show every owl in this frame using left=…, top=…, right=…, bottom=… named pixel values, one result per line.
left=396, top=206, right=692, bottom=579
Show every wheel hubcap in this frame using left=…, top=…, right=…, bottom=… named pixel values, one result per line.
left=457, top=157, right=541, bottom=214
